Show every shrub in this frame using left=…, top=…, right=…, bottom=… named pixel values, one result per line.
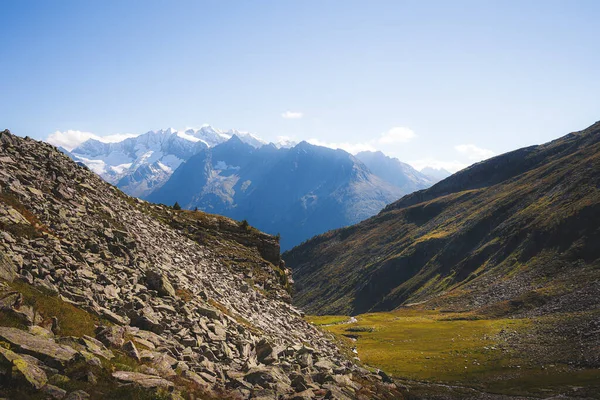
left=173, top=201, right=182, bottom=210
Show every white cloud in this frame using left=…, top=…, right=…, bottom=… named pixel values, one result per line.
left=46, top=130, right=97, bottom=151
left=454, top=144, right=495, bottom=161
left=307, top=138, right=377, bottom=154
left=306, top=126, right=416, bottom=155
left=378, top=127, right=416, bottom=144
left=281, top=111, right=303, bottom=119
left=408, top=144, right=495, bottom=173
left=46, top=130, right=139, bottom=151
left=408, top=158, right=468, bottom=173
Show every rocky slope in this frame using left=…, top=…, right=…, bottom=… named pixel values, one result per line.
left=284, top=121, right=600, bottom=317
left=147, top=139, right=406, bottom=251
left=0, top=130, right=402, bottom=399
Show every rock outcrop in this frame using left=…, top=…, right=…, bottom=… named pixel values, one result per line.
left=0, top=129, right=401, bottom=398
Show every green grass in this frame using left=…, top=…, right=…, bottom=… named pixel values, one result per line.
left=314, top=309, right=600, bottom=398
left=8, top=279, right=100, bottom=337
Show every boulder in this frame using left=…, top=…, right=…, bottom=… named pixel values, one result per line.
left=64, top=390, right=90, bottom=400
left=122, top=340, right=141, bottom=361
left=95, top=325, right=126, bottom=348
left=0, top=251, right=17, bottom=282
left=80, top=335, right=114, bottom=360
left=145, top=270, right=176, bottom=297
left=0, top=347, right=48, bottom=389
left=256, top=339, right=277, bottom=365
left=130, top=306, right=164, bottom=334
left=197, top=304, right=222, bottom=320
left=41, top=384, right=67, bottom=399
left=244, top=367, right=277, bottom=387
left=112, top=371, right=174, bottom=389
left=0, top=327, right=78, bottom=369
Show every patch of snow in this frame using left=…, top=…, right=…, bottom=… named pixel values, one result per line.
left=214, top=161, right=241, bottom=171
left=157, top=162, right=172, bottom=173
left=110, top=163, right=133, bottom=174
left=177, top=131, right=202, bottom=143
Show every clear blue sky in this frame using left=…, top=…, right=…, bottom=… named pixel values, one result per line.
left=1, top=0, right=599, bottom=171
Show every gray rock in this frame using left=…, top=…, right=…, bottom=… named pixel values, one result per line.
left=256, top=338, right=277, bottom=365
left=197, top=304, right=222, bottom=320
left=244, top=367, right=277, bottom=387
left=80, top=335, right=114, bottom=360
left=112, top=371, right=174, bottom=388
left=0, top=327, right=78, bottom=369
left=41, top=384, right=67, bottom=399
left=0, top=251, right=17, bottom=282
left=130, top=306, right=164, bottom=334
left=0, top=347, right=48, bottom=389
left=64, top=390, right=91, bottom=400
left=145, top=270, right=176, bottom=297
left=123, top=340, right=141, bottom=361
left=95, top=325, right=125, bottom=348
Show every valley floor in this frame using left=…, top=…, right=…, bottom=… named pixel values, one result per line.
left=308, top=309, right=600, bottom=399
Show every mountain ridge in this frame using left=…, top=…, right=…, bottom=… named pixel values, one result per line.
left=284, top=121, right=600, bottom=316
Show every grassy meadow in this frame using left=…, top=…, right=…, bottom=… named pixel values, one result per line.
left=309, top=309, right=600, bottom=398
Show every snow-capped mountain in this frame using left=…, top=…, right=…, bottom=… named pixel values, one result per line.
left=58, top=126, right=446, bottom=248
left=66, top=126, right=269, bottom=198
left=273, top=138, right=298, bottom=149
left=147, top=138, right=406, bottom=250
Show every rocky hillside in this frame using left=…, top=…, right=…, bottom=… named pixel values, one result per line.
left=284, top=121, right=600, bottom=317
left=0, top=130, right=402, bottom=399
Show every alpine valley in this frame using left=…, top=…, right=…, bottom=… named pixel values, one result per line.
left=284, top=121, right=600, bottom=398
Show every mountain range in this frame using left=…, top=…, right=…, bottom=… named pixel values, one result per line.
left=62, top=127, right=439, bottom=250
left=284, top=121, right=600, bottom=316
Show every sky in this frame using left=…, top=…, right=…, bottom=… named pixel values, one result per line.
left=1, top=0, right=599, bottom=172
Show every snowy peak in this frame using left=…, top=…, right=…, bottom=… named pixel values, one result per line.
left=273, top=138, right=298, bottom=149
left=62, top=125, right=269, bottom=199
left=231, top=131, right=268, bottom=148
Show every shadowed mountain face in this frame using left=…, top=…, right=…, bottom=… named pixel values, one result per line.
left=147, top=138, right=405, bottom=250
left=284, top=121, right=600, bottom=316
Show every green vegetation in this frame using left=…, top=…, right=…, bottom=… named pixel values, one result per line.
left=7, top=279, right=100, bottom=337
left=172, top=201, right=181, bottom=210
left=315, top=308, right=600, bottom=398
